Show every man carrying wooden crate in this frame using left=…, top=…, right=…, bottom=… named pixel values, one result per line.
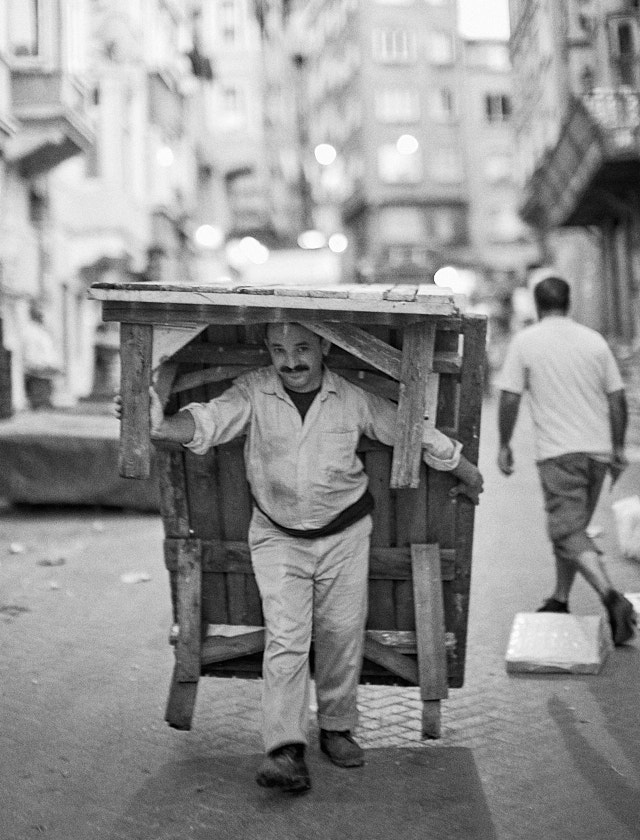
left=119, top=322, right=483, bottom=793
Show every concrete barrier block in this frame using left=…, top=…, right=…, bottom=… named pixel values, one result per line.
left=505, top=613, right=613, bottom=674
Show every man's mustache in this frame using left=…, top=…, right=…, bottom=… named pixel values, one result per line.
left=279, top=365, right=309, bottom=373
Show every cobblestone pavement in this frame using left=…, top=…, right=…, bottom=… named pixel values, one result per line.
left=1, top=397, right=640, bottom=840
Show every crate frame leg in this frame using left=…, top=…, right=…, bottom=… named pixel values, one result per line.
left=411, top=543, right=448, bottom=739
left=165, top=538, right=202, bottom=730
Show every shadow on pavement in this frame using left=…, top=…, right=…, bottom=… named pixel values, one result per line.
left=548, top=645, right=640, bottom=837
left=112, top=747, right=496, bottom=840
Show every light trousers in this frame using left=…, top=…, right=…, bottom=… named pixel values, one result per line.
left=248, top=508, right=372, bottom=753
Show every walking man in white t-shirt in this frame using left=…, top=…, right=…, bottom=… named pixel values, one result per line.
left=497, top=275, right=636, bottom=645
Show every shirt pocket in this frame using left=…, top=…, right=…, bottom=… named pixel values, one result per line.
left=319, top=430, right=360, bottom=478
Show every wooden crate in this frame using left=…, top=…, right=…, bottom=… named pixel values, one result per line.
left=89, top=281, right=486, bottom=738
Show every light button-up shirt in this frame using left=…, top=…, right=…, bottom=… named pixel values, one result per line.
left=182, top=367, right=461, bottom=531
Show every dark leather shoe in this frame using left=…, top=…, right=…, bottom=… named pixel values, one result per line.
left=319, top=729, right=364, bottom=767
left=604, top=590, right=637, bottom=645
left=537, top=597, right=569, bottom=613
left=256, top=743, right=311, bottom=792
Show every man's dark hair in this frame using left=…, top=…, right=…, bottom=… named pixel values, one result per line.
left=533, top=276, right=570, bottom=313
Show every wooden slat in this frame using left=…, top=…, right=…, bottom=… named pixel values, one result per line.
left=422, top=701, right=442, bottom=740
left=152, top=324, right=206, bottom=369
left=103, top=302, right=439, bottom=328
left=391, top=323, right=436, bottom=489
left=366, top=629, right=416, bottom=653
left=175, top=539, right=202, bottom=683
left=303, top=322, right=402, bottom=379
left=365, top=448, right=393, bottom=546
left=90, top=282, right=457, bottom=316
left=173, top=365, right=256, bottom=394
left=118, top=323, right=153, bottom=478
left=449, top=314, right=487, bottom=688
left=172, top=343, right=461, bottom=374
left=411, top=544, right=448, bottom=700
left=164, top=539, right=456, bottom=580
left=164, top=663, right=198, bottom=730
left=201, top=629, right=265, bottom=666
left=153, top=361, right=179, bottom=407
left=363, top=636, right=418, bottom=684
left=335, top=370, right=399, bottom=402
left=424, top=371, right=440, bottom=429
left=157, top=451, right=190, bottom=538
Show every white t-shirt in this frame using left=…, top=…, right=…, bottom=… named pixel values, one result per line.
left=496, top=316, right=624, bottom=461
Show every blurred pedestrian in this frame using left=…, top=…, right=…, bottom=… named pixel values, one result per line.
left=23, top=302, right=61, bottom=410
left=496, top=274, right=636, bottom=645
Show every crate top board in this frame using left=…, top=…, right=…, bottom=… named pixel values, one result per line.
left=88, top=280, right=460, bottom=327
left=90, top=280, right=462, bottom=489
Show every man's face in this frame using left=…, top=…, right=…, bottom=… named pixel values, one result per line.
left=265, top=323, right=329, bottom=392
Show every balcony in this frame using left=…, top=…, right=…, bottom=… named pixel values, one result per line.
left=5, top=68, right=94, bottom=176
left=521, top=88, right=640, bottom=228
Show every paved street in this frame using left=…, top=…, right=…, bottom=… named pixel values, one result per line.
left=1, top=396, right=640, bottom=840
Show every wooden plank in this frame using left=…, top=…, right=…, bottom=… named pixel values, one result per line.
left=153, top=361, right=179, bottom=407
left=336, top=370, right=399, bottom=402
left=217, top=447, right=252, bottom=540
left=365, top=447, right=393, bottom=546
left=391, top=323, right=436, bottom=489
left=366, top=629, right=416, bottom=653
left=421, top=700, right=441, bottom=739
left=118, top=323, right=153, bottom=479
left=157, top=451, right=190, bottom=538
left=172, top=343, right=461, bottom=374
left=303, top=322, right=403, bottom=379
left=102, top=302, right=437, bottom=329
left=175, top=539, right=202, bottom=683
left=183, top=450, right=221, bottom=538
left=363, top=636, right=419, bottom=684
left=172, top=365, right=257, bottom=394
left=201, top=629, right=265, bottom=666
left=367, top=580, right=396, bottom=630
left=165, top=539, right=456, bottom=581
left=152, top=324, right=206, bottom=369
left=90, top=282, right=457, bottom=316
left=411, top=543, right=448, bottom=700
left=424, top=371, right=440, bottom=429
left=449, top=314, right=487, bottom=687
left=164, top=663, right=199, bottom=730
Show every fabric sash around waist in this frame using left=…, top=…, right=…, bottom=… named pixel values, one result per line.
left=252, top=490, right=374, bottom=540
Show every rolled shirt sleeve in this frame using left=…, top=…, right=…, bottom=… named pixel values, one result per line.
left=179, top=381, right=252, bottom=455
left=357, top=385, right=462, bottom=471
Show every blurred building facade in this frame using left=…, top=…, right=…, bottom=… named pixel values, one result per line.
left=286, top=0, right=537, bottom=283
left=0, top=0, right=216, bottom=410
left=510, top=0, right=640, bottom=344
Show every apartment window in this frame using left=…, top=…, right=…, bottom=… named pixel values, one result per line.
left=9, top=0, right=39, bottom=57
left=609, top=16, right=639, bottom=86
left=220, top=0, right=238, bottom=44
left=429, top=149, right=463, bottom=183
left=488, top=207, right=526, bottom=243
left=432, top=208, right=457, bottom=244
left=427, top=31, right=454, bottom=65
left=372, top=29, right=417, bottom=63
left=375, top=88, right=420, bottom=122
left=484, top=153, right=513, bottom=183
left=221, top=85, right=247, bottom=130
left=429, top=87, right=456, bottom=121
left=378, top=143, right=422, bottom=183
left=485, top=93, right=512, bottom=122
left=484, top=44, right=510, bottom=71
